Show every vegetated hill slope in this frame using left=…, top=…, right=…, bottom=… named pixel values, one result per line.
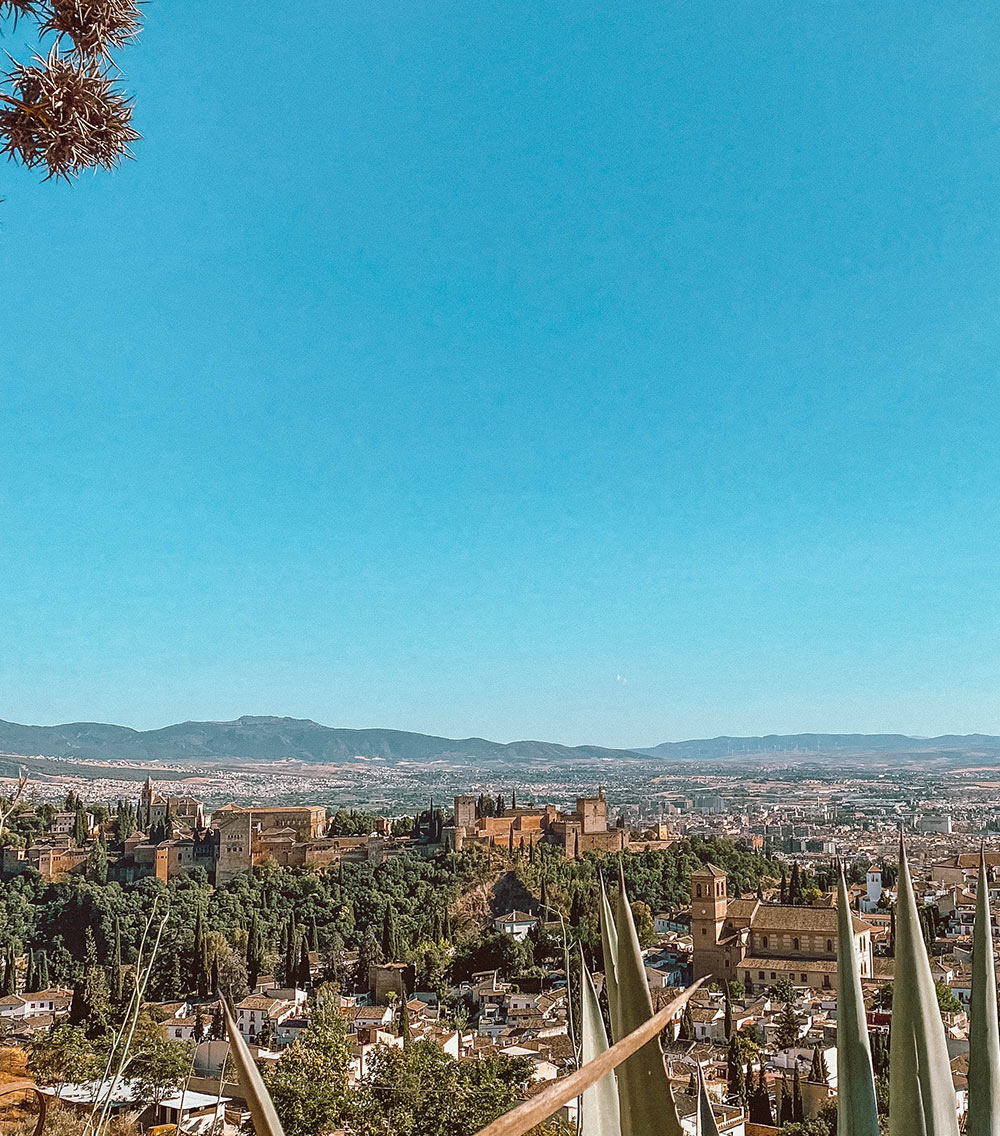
left=636, top=732, right=1000, bottom=759
left=0, top=715, right=645, bottom=766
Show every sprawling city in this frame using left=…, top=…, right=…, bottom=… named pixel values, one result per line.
left=0, top=739, right=998, bottom=1136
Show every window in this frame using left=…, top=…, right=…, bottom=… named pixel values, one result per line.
left=770, top=972, right=776, bottom=980
left=759, top=971, right=765, bottom=979
left=827, top=939, right=833, bottom=952
left=702, top=927, right=707, bottom=935
left=725, top=959, right=730, bottom=969
left=801, top=973, right=807, bottom=982
left=762, top=936, right=768, bottom=948
left=793, top=938, right=799, bottom=951
left=696, top=884, right=702, bottom=898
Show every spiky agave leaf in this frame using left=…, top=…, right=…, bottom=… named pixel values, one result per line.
left=614, top=859, right=684, bottom=1136
left=0, top=46, right=139, bottom=180
left=695, top=1065, right=721, bottom=1136
left=580, top=945, right=622, bottom=1136
left=600, top=872, right=620, bottom=1028
left=967, top=847, right=1000, bottom=1136
left=835, top=865, right=879, bottom=1136
left=888, top=835, right=959, bottom=1136
left=472, top=980, right=704, bottom=1136
left=41, top=0, right=142, bottom=59
left=222, top=1000, right=286, bottom=1136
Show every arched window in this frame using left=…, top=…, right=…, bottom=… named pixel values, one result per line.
left=696, top=884, right=702, bottom=898
left=793, top=937, right=799, bottom=951
left=826, top=939, right=832, bottom=953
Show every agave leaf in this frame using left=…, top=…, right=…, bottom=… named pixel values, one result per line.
left=888, top=835, right=959, bottom=1136
left=614, top=859, right=684, bottom=1136
left=696, top=1065, right=721, bottom=1136
left=222, top=1000, right=286, bottom=1136
left=967, top=847, right=1000, bottom=1136
left=600, top=872, right=620, bottom=1029
left=472, top=980, right=704, bottom=1136
left=580, top=945, right=622, bottom=1136
left=835, top=865, right=879, bottom=1136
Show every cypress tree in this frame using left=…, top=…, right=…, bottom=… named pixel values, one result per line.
left=194, top=1008, right=205, bottom=1043
left=382, top=904, right=399, bottom=960
left=792, top=1066, right=804, bottom=1122
left=540, top=876, right=548, bottom=912
left=400, top=995, right=411, bottom=1046
left=727, top=1034, right=743, bottom=1098
left=757, top=1066, right=774, bottom=1124
left=71, top=929, right=110, bottom=1038
left=724, top=982, right=734, bottom=1038
left=36, top=951, right=49, bottom=990
left=24, top=950, right=35, bottom=993
left=779, top=870, right=787, bottom=904
left=110, top=918, right=123, bottom=1004
left=170, top=950, right=182, bottom=999
left=246, top=916, right=261, bottom=990
left=296, top=937, right=311, bottom=988
left=779, top=1076, right=792, bottom=1125
left=789, top=863, right=801, bottom=904
left=443, top=908, right=452, bottom=941
left=73, top=803, right=88, bottom=847
left=1, top=946, right=14, bottom=995
left=210, top=954, right=220, bottom=997
left=310, top=916, right=319, bottom=954
left=508, top=827, right=514, bottom=855
left=210, top=1003, right=224, bottom=1040
left=810, top=1045, right=827, bottom=1084
left=496, top=793, right=505, bottom=815
left=191, top=907, right=205, bottom=996
left=283, top=915, right=297, bottom=987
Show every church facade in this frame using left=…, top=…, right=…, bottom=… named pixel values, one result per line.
left=689, top=864, right=875, bottom=992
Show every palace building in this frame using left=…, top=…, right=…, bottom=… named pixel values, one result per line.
left=689, top=864, right=875, bottom=992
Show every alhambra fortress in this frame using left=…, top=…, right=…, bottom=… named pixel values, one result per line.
left=1, top=781, right=627, bottom=885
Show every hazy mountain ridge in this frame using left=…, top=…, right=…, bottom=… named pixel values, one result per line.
left=636, top=732, right=1000, bottom=759
left=0, top=716, right=644, bottom=767
left=2, top=717, right=999, bottom=770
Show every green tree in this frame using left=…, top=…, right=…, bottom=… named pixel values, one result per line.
left=27, top=1023, right=102, bottom=1090
left=263, top=995, right=352, bottom=1136
left=72, top=804, right=88, bottom=848
left=69, top=929, right=110, bottom=1038
left=775, top=1002, right=802, bottom=1050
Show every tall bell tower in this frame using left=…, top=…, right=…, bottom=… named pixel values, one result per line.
left=691, top=864, right=729, bottom=979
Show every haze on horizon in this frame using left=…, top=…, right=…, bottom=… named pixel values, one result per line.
left=4, top=1, right=1000, bottom=749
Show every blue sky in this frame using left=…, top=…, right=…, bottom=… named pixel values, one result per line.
left=3, top=1, right=1000, bottom=746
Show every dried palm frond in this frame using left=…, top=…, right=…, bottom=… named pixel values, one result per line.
left=0, top=1, right=41, bottom=23
left=41, top=0, right=142, bottom=59
left=0, top=46, right=139, bottom=179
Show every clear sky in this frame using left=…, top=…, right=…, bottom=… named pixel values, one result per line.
left=3, top=1, right=1000, bottom=747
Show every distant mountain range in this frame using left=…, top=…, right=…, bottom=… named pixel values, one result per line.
left=2, top=717, right=1000, bottom=770
left=0, top=716, right=642, bottom=767
left=635, top=732, right=1000, bottom=759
